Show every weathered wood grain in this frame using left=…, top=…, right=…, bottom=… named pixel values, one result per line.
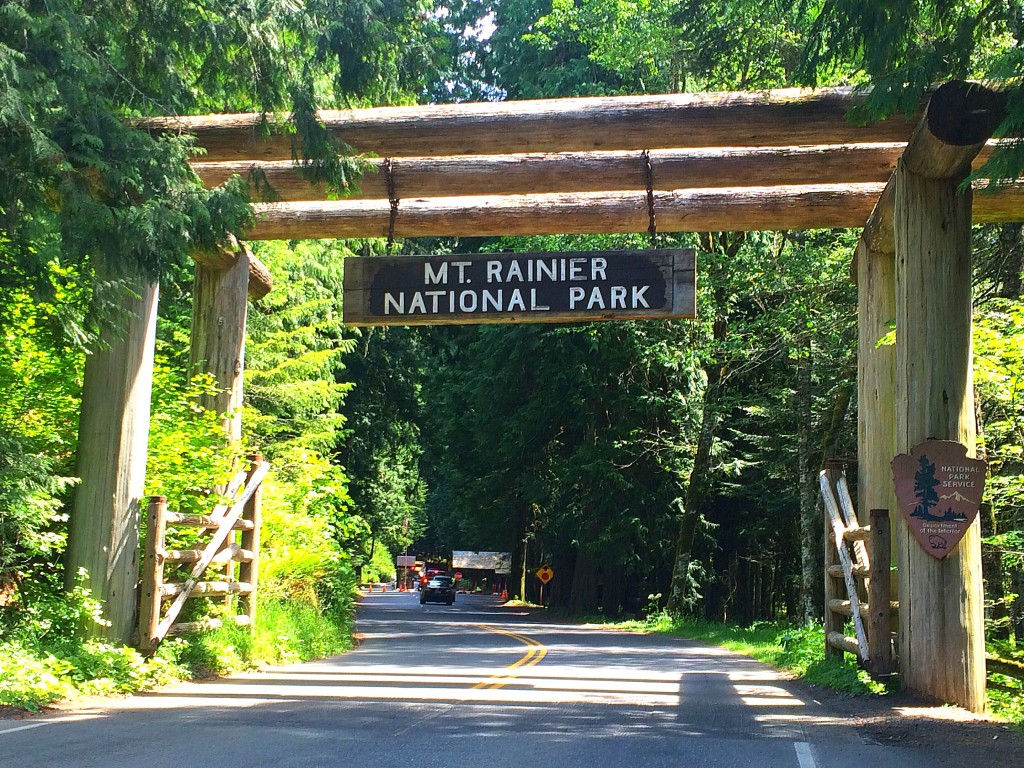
left=192, top=144, right=910, bottom=201
left=66, top=272, right=158, bottom=645
left=147, top=88, right=920, bottom=162
left=190, top=256, right=249, bottom=444
left=894, top=157, right=987, bottom=712
left=244, top=181, right=1024, bottom=240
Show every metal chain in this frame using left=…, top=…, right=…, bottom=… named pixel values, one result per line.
left=385, top=158, right=399, bottom=251
left=642, top=150, right=657, bottom=247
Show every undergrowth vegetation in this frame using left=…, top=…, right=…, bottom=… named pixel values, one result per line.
left=616, top=613, right=1024, bottom=726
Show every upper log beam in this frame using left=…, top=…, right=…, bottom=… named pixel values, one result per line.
left=904, top=80, right=1006, bottom=178
left=193, top=237, right=273, bottom=301
left=861, top=81, right=1007, bottom=253
left=245, top=182, right=1024, bottom=241
left=148, top=87, right=920, bottom=162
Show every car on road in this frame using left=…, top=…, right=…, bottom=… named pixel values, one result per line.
left=420, top=574, right=456, bottom=605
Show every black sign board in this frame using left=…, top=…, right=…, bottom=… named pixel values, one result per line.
left=343, top=249, right=696, bottom=326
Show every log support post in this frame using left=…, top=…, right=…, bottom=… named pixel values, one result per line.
left=889, top=81, right=1004, bottom=712
left=66, top=274, right=159, bottom=644
left=238, top=453, right=263, bottom=626
left=190, top=244, right=250, bottom=443
left=856, top=233, right=898, bottom=576
left=189, top=239, right=272, bottom=440
left=868, top=509, right=895, bottom=676
left=138, top=496, right=167, bottom=654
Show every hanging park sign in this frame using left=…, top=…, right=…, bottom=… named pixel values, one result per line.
left=343, top=249, right=696, bottom=326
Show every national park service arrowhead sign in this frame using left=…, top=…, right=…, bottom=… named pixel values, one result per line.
left=891, top=440, right=986, bottom=559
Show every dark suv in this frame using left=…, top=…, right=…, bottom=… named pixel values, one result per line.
left=420, top=574, right=456, bottom=605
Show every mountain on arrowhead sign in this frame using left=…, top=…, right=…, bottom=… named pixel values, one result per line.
left=891, top=440, right=986, bottom=559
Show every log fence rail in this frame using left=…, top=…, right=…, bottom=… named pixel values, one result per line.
left=138, top=454, right=267, bottom=654
left=820, top=461, right=897, bottom=678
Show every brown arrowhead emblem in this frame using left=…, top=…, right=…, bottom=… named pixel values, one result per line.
left=891, top=440, right=985, bottom=559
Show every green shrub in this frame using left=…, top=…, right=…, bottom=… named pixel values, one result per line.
left=0, top=573, right=186, bottom=710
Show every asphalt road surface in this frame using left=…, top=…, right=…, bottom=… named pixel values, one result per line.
left=1, top=593, right=943, bottom=768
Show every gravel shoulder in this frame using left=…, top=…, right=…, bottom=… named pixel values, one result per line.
left=807, top=684, right=1022, bottom=767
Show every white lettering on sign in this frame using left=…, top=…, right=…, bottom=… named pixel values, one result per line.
left=477, top=257, right=622, bottom=284
left=378, top=254, right=667, bottom=317
left=425, top=263, right=448, bottom=285
left=384, top=289, right=559, bottom=314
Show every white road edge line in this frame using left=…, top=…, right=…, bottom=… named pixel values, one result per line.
left=794, top=741, right=817, bottom=768
left=0, top=722, right=52, bottom=736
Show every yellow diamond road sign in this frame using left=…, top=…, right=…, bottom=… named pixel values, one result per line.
left=535, top=566, right=554, bottom=584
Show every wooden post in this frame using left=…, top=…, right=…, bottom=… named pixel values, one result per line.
left=822, top=460, right=845, bottom=660
left=856, top=237, right=899, bottom=582
left=238, top=453, right=263, bottom=627
left=65, top=274, right=159, bottom=644
left=890, top=82, right=1005, bottom=712
left=868, top=509, right=894, bottom=677
left=138, top=496, right=167, bottom=653
left=189, top=244, right=251, bottom=444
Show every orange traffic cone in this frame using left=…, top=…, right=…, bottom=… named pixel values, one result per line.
left=501, top=589, right=508, bottom=599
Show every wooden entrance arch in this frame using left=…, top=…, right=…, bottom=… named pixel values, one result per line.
left=75, top=81, right=1018, bottom=712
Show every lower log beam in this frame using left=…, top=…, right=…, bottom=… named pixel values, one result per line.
left=160, top=581, right=253, bottom=599
left=166, top=615, right=252, bottom=637
left=247, top=182, right=1024, bottom=241
left=826, top=632, right=861, bottom=657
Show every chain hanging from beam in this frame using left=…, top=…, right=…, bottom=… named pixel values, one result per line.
left=385, top=158, right=400, bottom=251
left=643, top=150, right=657, bottom=247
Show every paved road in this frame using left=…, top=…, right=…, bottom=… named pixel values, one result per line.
left=1, top=593, right=937, bottom=767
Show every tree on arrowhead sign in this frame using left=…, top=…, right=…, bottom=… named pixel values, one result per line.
left=891, top=440, right=986, bottom=559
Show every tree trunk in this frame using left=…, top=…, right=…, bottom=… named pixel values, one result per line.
left=568, top=547, right=598, bottom=614
left=667, top=362, right=721, bottom=614
left=66, top=274, right=159, bottom=644
left=797, top=333, right=819, bottom=622
left=667, top=235, right=736, bottom=615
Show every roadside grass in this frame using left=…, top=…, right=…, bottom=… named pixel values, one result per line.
left=0, top=589, right=356, bottom=711
left=614, top=613, right=885, bottom=694
left=177, top=598, right=355, bottom=674
left=610, top=612, right=1024, bottom=727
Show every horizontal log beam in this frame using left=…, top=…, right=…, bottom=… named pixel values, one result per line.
left=861, top=81, right=1006, bottom=256
left=193, top=144, right=914, bottom=201
left=827, top=563, right=870, bottom=578
left=160, top=580, right=253, bottom=599
left=987, top=654, right=1024, bottom=679
left=843, top=525, right=871, bottom=542
left=164, top=511, right=255, bottom=531
left=148, top=87, right=920, bottom=162
left=164, top=547, right=255, bottom=564
left=829, top=598, right=899, bottom=617
left=166, top=615, right=252, bottom=637
left=826, top=631, right=861, bottom=656
left=194, top=143, right=1000, bottom=203
left=245, top=181, right=1024, bottom=240
left=829, top=598, right=870, bottom=618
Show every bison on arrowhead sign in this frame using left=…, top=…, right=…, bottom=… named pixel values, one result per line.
left=891, top=440, right=986, bottom=559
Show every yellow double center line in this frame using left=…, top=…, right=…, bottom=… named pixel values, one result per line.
left=472, top=624, right=547, bottom=690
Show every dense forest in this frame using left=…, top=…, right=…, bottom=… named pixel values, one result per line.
left=1, top=0, right=1022, bottom=708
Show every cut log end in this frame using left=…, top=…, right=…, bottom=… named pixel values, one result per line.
left=926, top=81, right=1007, bottom=148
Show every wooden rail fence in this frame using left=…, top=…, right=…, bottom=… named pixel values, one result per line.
left=820, top=461, right=897, bottom=678
left=138, top=454, right=268, bottom=654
